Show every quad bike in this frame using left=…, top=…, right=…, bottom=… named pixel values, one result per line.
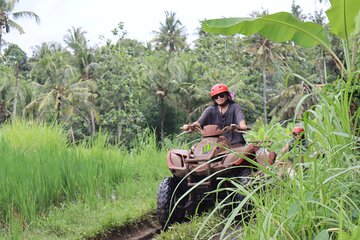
left=156, top=124, right=277, bottom=229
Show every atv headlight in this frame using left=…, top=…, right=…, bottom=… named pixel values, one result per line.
left=170, top=152, right=184, bottom=167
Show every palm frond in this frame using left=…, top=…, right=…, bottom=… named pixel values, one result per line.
left=6, top=19, right=24, bottom=34
left=12, top=11, right=40, bottom=24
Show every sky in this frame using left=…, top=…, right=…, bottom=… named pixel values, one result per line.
left=4, top=0, right=327, bottom=56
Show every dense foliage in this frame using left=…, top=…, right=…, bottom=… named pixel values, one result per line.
left=0, top=0, right=359, bottom=239
left=1, top=2, right=354, bottom=146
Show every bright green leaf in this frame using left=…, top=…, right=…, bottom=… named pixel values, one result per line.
left=201, top=11, right=344, bottom=72
left=326, top=0, right=360, bottom=40
left=202, top=12, right=330, bottom=48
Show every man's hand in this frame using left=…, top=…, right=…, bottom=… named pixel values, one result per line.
left=239, top=120, right=248, bottom=130
left=181, top=124, right=190, bottom=131
left=181, top=122, right=201, bottom=131
left=229, top=124, right=238, bottom=130
left=191, top=122, right=201, bottom=128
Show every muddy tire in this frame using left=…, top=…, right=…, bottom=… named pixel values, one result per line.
left=157, top=177, right=185, bottom=229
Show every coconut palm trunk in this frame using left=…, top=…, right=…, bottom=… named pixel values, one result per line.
left=69, top=125, right=76, bottom=143
left=12, top=64, right=19, bottom=120
left=90, top=110, right=96, bottom=135
left=56, top=95, right=62, bottom=124
left=262, top=51, right=268, bottom=124
left=117, top=102, right=122, bottom=140
left=160, top=95, right=165, bottom=141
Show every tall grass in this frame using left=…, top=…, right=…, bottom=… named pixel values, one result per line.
left=181, top=79, right=360, bottom=239
left=0, top=121, right=125, bottom=226
left=0, top=121, right=168, bottom=239
left=0, top=122, right=158, bottom=228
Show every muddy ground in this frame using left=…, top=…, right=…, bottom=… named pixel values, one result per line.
left=89, top=213, right=162, bottom=240
left=89, top=212, right=242, bottom=240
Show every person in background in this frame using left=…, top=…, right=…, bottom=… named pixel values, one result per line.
left=281, top=126, right=308, bottom=157
left=184, top=83, right=248, bottom=146
left=276, top=126, right=309, bottom=177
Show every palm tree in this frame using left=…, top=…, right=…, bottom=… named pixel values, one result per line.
left=0, top=64, right=14, bottom=122
left=25, top=49, right=97, bottom=125
left=174, top=57, right=209, bottom=122
left=0, top=0, right=40, bottom=52
left=146, top=52, right=175, bottom=141
left=152, top=11, right=187, bottom=53
left=246, top=35, right=283, bottom=124
left=3, top=43, right=27, bottom=119
left=64, top=27, right=97, bottom=78
left=245, top=10, right=288, bottom=124
left=269, top=80, right=320, bottom=120
left=64, top=27, right=99, bottom=134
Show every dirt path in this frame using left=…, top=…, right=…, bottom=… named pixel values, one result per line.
left=89, top=213, right=242, bottom=239
left=90, top=214, right=162, bottom=240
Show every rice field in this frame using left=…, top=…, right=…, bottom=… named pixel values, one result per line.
left=0, top=121, right=168, bottom=239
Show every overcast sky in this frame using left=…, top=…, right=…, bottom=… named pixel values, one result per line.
left=5, top=0, right=327, bottom=55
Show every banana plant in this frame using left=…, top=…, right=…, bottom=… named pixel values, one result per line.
left=201, top=0, right=360, bottom=78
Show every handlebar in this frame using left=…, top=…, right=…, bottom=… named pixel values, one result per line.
left=180, top=124, right=251, bottom=136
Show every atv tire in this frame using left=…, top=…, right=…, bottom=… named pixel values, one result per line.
left=157, top=177, right=185, bottom=229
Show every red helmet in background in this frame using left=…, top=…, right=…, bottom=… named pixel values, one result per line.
left=293, top=126, right=305, bottom=133
left=210, top=83, right=229, bottom=97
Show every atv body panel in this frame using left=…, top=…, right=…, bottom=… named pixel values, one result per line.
left=157, top=125, right=276, bottom=228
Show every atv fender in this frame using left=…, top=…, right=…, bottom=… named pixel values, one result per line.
left=167, top=149, right=188, bottom=169
left=222, top=144, right=259, bottom=166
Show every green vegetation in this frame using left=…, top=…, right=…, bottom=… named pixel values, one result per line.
left=0, top=121, right=168, bottom=239
left=159, top=81, right=359, bottom=240
left=156, top=0, right=360, bottom=238
left=0, top=0, right=359, bottom=239
left=1, top=1, right=348, bottom=145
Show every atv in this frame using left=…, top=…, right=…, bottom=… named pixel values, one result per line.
left=156, top=124, right=276, bottom=228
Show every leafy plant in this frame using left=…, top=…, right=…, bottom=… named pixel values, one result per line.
left=194, top=1, right=360, bottom=239
left=202, top=0, right=360, bottom=77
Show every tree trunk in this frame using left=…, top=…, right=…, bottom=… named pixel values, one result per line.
left=0, top=101, right=9, bottom=123
left=70, top=125, right=76, bottom=144
left=12, top=64, right=20, bottom=120
left=160, top=96, right=164, bottom=141
left=0, top=31, right=3, bottom=53
left=262, top=52, right=268, bottom=125
left=316, top=59, right=323, bottom=83
left=117, top=102, right=122, bottom=141
left=90, top=110, right=96, bottom=135
left=56, top=95, right=61, bottom=124
left=169, top=42, right=175, bottom=53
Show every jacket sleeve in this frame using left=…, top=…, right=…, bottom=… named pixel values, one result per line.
left=234, top=104, right=245, bottom=124
left=196, top=106, right=213, bottom=127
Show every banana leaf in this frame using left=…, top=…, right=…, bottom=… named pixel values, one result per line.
left=326, top=0, right=360, bottom=40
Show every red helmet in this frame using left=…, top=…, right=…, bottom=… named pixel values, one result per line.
left=293, top=126, right=304, bottom=133
left=210, top=83, right=229, bottom=97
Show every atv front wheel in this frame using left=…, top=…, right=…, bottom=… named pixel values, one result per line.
left=157, top=177, right=186, bottom=228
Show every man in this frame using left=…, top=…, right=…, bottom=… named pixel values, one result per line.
left=278, top=126, right=308, bottom=177
left=186, top=83, right=248, bottom=146
left=281, top=126, right=308, bottom=157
